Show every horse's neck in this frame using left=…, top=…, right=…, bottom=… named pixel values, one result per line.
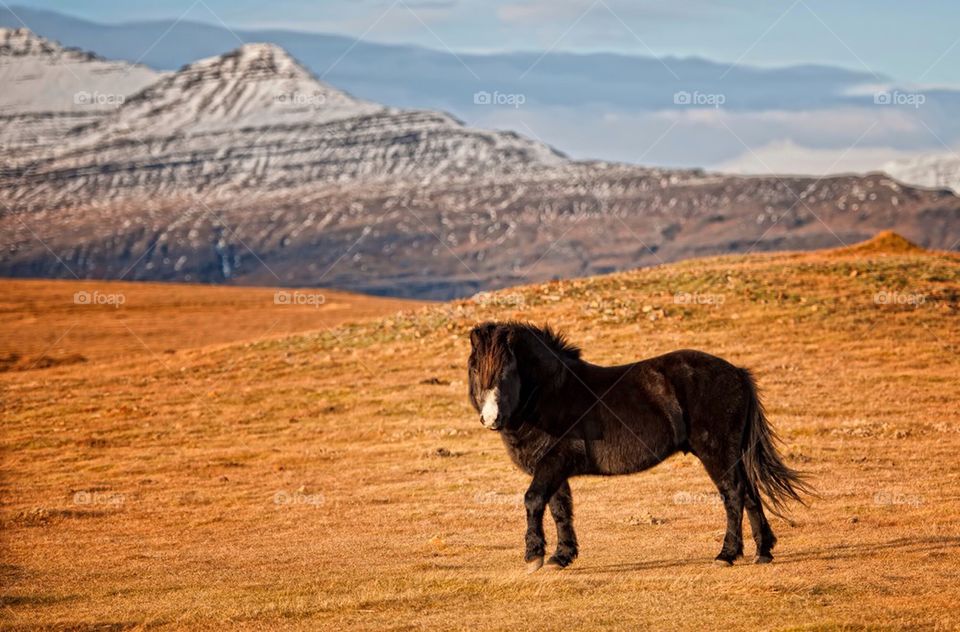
left=516, top=331, right=581, bottom=417
left=516, top=330, right=571, bottom=389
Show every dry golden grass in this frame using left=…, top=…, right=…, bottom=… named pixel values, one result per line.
left=2, top=235, right=959, bottom=630
left=0, top=279, right=420, bottom=371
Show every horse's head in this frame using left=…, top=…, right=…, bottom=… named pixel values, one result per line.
left=468, top=323, right=522, bottom=431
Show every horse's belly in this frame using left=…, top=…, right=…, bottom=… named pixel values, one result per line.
left=590, top=446, right=664, bottom=474
left=587, top=423, right=676, bottom=474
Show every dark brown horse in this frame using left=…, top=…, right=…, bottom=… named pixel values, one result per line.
left=467, top=321, right=811, bottom=572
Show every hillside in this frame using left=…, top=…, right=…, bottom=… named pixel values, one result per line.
left=4, top=161, right=958, bottom=299
left=2, top=234, right=958, bottom=629
left=0, top=278, right=422, bottom=371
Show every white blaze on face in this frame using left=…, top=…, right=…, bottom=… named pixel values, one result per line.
left=480, top=388, right=500, bottom=427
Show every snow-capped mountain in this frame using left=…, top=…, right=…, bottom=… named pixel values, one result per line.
left=1, top=33, right=958, bottom=298
left=884, top=155, right=960, bottom=194
left=5, top=40, right=565, bottom=208
left=0, top=28, right=158, bottom=155
left=75, top=43, right=381, bottom=138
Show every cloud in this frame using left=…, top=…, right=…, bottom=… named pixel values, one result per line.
left=239, top=0, right=459, bottom=34
left=653, top=106, right=927, bottom=145
left=466, top=104, right=949, bottom=175
left=496, top=0, right=719, bottom=26
left=713, top=139, right=938, bottom=177
left=403, top=0, right=459, bottom=8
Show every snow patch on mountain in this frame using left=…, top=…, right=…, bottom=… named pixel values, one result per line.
left=0, top=28, right=158, bottom=152
left=73, top=42, right=382, bottom=142
left=884, top=154, right=960, bottom=193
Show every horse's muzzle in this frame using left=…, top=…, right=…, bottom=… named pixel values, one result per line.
left=480, top=415, right=502, bottom=431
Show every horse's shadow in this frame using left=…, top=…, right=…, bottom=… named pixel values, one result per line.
left=576, top=534, right=960, bottom=573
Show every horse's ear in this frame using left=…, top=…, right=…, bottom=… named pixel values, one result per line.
left=504, top=327, right=521, bottom=359
left=469, top=326, right=483, bottom=348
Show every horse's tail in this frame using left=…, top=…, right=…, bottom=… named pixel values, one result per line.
left=740, top=369, right=813, bottom=518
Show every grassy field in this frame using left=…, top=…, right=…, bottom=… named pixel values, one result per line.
left=0, top=279, right=420, bottom=371
left=2, top=233, right=959, bottom=630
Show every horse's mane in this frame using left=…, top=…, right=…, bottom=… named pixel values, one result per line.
left=507, top=321, right=581, bottom=361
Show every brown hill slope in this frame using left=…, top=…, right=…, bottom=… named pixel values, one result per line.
left=1, top=234, right=959, bottom=629
left=825, top=229, right=927, bottom=257
left=4, top=166, right=959, bottom=299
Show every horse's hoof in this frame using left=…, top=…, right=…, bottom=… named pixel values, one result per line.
left=713, top=557, right=734, bottom=567
left=753, top=554, right=773, bottom=564
left=543, top=558, right=566, bottom=571
left=525, top=557, right=544, bottom=574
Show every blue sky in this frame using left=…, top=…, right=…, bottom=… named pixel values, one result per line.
left=8, top=0, right=960, bottom=86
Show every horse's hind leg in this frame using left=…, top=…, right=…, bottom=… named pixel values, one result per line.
left=743, top=472, right=777, bottom=563
left=545, top=480, right=578, bottom=569
left=699, top=456, right=745, bottom=565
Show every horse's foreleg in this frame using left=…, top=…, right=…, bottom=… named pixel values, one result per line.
left=545, top=480, right=578, bottom=569
left=523, top=458, right=567, bottom=573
